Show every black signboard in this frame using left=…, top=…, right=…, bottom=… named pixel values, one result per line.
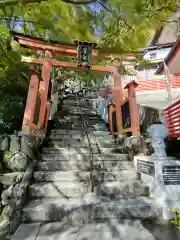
left=137, top=160, right=155, bottom=177
left=112, top=111, right=117, bottom=134
left=162, top=166, right=180, bottom=185
left=121, top=100, right=131, bottom=129
left=33, top=95, right=41, bottom=125
left=77, top=44, right=92, bottom=69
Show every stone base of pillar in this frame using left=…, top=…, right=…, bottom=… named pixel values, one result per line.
left=134, top=155, right=180, bottom=219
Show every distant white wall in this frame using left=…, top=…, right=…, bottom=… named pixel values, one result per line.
left=143, top=48, right=171, bottom=61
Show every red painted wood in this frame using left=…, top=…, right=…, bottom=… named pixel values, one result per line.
left=164, top=100, right=180, bottom=138
left=22, top=72, right=39, bottom=132
left=22, top=56, right=115, bottom=73
left=168, top=134, right=180, bottom=138
left=166, top=118, right=180, bottom=125
left=14, top=34, right=99, bottom=58
left=124, top=75, right=180, bottom=92
left=164, top=100, right=180, bottom=111
left=125, top=80, right=140, bottom=136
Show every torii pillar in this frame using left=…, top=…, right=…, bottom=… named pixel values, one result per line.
left=112, top=67, right=124, bottom=135
left=125, top=80, right=140, bottom=136
left=22, top=70, right=40, bottom=133
left=39, top=51, right=53, bottom=127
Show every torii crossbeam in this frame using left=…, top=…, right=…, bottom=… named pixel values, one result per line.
left=12, top=31, right=138, bottom=137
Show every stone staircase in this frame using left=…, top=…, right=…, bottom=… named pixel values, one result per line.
left=11, top=95, right=162, bottom=240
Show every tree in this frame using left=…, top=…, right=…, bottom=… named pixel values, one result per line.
left=95, top=0, right=179, bottom=52
left=0, top=0, right=178, bottom=133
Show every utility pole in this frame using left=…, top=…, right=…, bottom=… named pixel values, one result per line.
left=164, top=61, right=173, bottom=105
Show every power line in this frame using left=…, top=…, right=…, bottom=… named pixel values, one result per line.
left=0, top=15, right=42, bottom=25
left=61, top=0, right=98, bottom=4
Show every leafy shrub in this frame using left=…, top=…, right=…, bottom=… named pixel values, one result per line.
left=170, top=208, right=180, bottom=229
left=0, top=94, right=26, bottom=134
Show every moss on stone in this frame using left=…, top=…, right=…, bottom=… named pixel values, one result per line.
left=3, top=151, right=29, bottom=172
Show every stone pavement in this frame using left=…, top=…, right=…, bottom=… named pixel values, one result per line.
left=11, top=219, right=180, bottom=240
left=11, top=95, right=180, bottom=240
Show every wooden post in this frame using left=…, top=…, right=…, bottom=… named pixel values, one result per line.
left=125, top=80, right=140, bottom=136
left=22, top=71, right=39, bottom=132
left=39, top=56, right=52, bottom=127
left=44, top=100, right=51, bottom=135
left=108, top=103, right=116, bottom=135
left=112, top=69, right=124, bottom=135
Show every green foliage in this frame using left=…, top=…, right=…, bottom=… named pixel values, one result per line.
left=0, top=0, right=178, bottom=133
left=0, top=94, right=26, bottom=134
left=170, top=208, right=180, bottom=229
left=98, top=0, right=179, bottom=52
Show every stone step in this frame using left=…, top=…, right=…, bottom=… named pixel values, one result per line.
left=36, top=160, right=91, bottom=171
left=67, top=111, right=97, bottom=117
left=41, top=153, right=69, bottom=161
left=0, top=172, right=23, bottom=185
left=85, top=119, right=105, bottom=124
left=50, top=133, right=84, bottom=139
left=56, top=121, right=83, bottom=126
left=41, top=153, right=129, bottom=162
left=66, top=107, right=80, bottom=110
left=49, top=132, right=112, bottom=141
left=82, top=116, right=101, bottom=120
left=48, top=139, right=93, bottom=148
left=93, top=141, right=114, bottom=148
left=93, top=126, right=108, bottom=132
left=33, top=169, right=137, bottom=183
left=92, top=131, right=111, bottom=136
left=12, top=220, right=163, bottom=240
left=67, top=108, right=94, bottom=113
left=48, top=138, right=114, bottom=148
left=37, top=159, right=134, bottom=171
left=63, top=100, right=77, bottom=105
left=52, top=124, right=106, bottom=132
left=94, top=181, right=149, bottom=198
left=91, top=198, right=161, bottom=221
left=51, top=129, right=83, bottom=135
left=42, top=146, right=129, bottom=155
left=53, top=125, right=84, bottom=130
left=52, top=125, right=91, bottom=131
left=66, top=109, right=81, bottom=114
left=21, top=198, right=89, bottom=222
left=60, top=115, right=81, bottom=120
left=21, top=197, right=161, bottom=222
left=50, top=129, right=95, bottom=138
left=47, top=142, right=113, bottom=149
left=29, top=182, right=88, bottom=198
left=61, top=113, right=80, bottom=118
left=33, top=170, right=91, bottom=182
left=61, top=115, right=101, bottom=121
left=103, top=170, right=139, bottom=181
left=42, top=147, right=100, bottom=154
left=90, top=134, right=113, bottom=140
left=92, top=155, right=131, bottom=165
left=99, top=148, right=126, bottom=154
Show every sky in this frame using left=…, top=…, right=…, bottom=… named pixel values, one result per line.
left=88, top=1, right=103, bottom=13
left=3, top=1, right=106, bottom=36
left=88, top=1, right=105, bottom=35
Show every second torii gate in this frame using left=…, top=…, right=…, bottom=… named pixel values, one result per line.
left=12, top=31, right=139, bottom=138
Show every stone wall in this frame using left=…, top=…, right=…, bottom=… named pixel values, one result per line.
left=138, top=105, right=160, bottom=134
left=0, top=133, right=42, bottom=239
left=113, top=135, right=151, bottom=160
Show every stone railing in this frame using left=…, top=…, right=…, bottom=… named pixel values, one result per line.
left=0, top=133, right=43, bottom=239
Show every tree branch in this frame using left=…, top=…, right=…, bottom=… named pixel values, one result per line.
left=0, top=41, right=28, bottom=81
left=159, top=19, right=180, bottom=24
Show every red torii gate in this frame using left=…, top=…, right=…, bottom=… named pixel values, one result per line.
left=12, top=32, right=140, bottom=138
